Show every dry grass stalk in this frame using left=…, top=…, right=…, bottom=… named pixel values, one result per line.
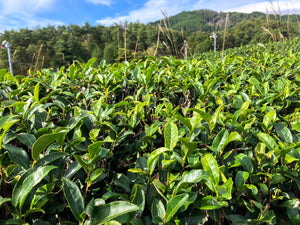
left=269, top=0, right=277, bottom=19
left=222, top=14, right=229, bottom=58
left=124, top=24, right=127, bottom=61
left=154, top=22, right=162, bottom=57
left=266, top=8, right=270, bottom=26
left=262, top=26, right=276, bottom=41
left=117, top=24, right=120, bottom=62
left=295, top=14, right=300, bottom=31
left=287, top=10, right=290, bottom=37
left=41, top=56, right=45, bottom=71
left=29, top=53, right=36, bottom=72
left=133, top=36, right=139, bottom=60
left=34, top=44, right=43, bottom=73
left=160, top=9, right=179, bottom=58
left=277, top=0, right=282, bottom=21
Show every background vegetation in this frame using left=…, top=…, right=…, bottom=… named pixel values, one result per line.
left=0, top=9, right=299, bottom=75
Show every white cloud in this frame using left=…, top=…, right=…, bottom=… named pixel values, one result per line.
left=96, top=0, right=300, bottom=26
left=86, top=0, right=113, bottom=6
left=97, top=0, right=202, bottom=26
left=225, top=0, right=300, bottom=14
left=0, top=0, right=57, bottom=14
left=0, top=0, right=62, bottom=32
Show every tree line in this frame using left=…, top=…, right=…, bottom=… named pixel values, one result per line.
left=0, top=9, right=299, bottom=74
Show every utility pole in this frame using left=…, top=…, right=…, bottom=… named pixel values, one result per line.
left=1, top=40, right=13, bottom=75
left=210, top=32, right=217, bottom=52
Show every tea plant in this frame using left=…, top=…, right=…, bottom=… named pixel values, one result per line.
left=0, top=38, right=299, bottom=224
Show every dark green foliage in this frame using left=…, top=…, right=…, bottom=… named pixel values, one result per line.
left=0, top=38, right=299, bottom=224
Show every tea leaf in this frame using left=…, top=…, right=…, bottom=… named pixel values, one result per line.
left=91, top=201, right=139, bottom=224
left=32, top=132, right=67, bottom=161
left=164, top=122, right=178, bottom=151
left=201, top=153, right=220, bottom=187
left=165, top=193, right=189, bottom=223
left=62, top=177, right=84, bottom=222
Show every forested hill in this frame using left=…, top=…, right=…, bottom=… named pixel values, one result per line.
left=0, top=9, right=299, bottom=75
left=155, top=9, right=300, bottom=32
left=153, top=10, right=265, bottom=32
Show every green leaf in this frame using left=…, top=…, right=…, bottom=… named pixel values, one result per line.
left=189, top=108, right=214, bottom=133
left=263, top=111, right=276, bottom=130
left=212, top=104, right=224, bottom=127
left=227, top=214, right=257, bottom=225
left=91, top=201, right=139, bottom=225
left=24, top=104, right=43, bottom=121
left=62, top=177, right=85, bottom=222
left=201, top=153, right=220, bottom=186
left=291, top=116, right=300, bottom=132
left=271, top=173, right=285, bottom=184
left=235, top=154, right=254, bottom=173
left=23, top=208, right=45, bottom=219
left=145, top=63, right=156, bottom=86
left=114, top=174, right=130, bottom=193
left=147, top=147, right=169, bottom=175
left=257, top=132, right=279, bottom=154
left=130, top=184, right=145, bottom=216
left=151, top=199, right=165, bottom=224
left=16, top=133, right=36, bottom=149
left=35, top=152, right=67, bottom=167
left=164, top=122, right=178, bottom=151
left=275, top=124, right=293, bottom=143
left=255, top=142, right=266, bottom=165
left=216, top=177, right=233, bottom=200
left=0, top=115, right=20, bottom=149
left=64, top=137, right=86, bottom=152
left=175, top=114, right=192, bottom=131
left=211, top=129, right=228, bottom=155
left=34, top=82, right=40, bottom=103
left=69, top=63, right=76, bottom=81
left=74, top=155, right=89, bottom=173
left=12, top=166, right=56, bottom=210
left=165, top=193, right=189, bottom=223
left=128, top=168, right=147, bottom=175
left=235, top=171, right=249, bottom=187
left=173, top=170, right=209, bottom=195
left=4, top=144, right=30, bottom=169
left=0, top=197, right=11, bottom=206
left=287, top=208, right=300, bottom=225
left=162, top=159, right=176, bottom=169
left=226, top=132, right=242, bottom=145
left=32, top=132, right=67, bottom=161
left=0, top=115, right=16, bottom=130
left=89, top=168, right=104, bottom=184
left=197, top=196, right=228, bottom=210
left=180, top=137, right=197, bottom=160
left=0, top=69, right=7, bottom=81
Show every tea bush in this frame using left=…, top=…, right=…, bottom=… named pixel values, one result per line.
left=0, top=39, right=299, bottom=224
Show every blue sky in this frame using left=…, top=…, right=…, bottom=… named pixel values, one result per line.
left=0, top=0, right=299, bottom=32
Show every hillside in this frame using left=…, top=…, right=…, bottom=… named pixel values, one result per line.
left=161, top=10, right=264, bottom=32
left=153, top=9, right=300, bottom=33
